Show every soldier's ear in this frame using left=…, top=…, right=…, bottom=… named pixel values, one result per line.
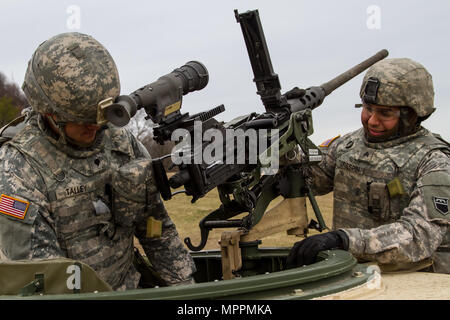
left=400, top=107, right=418, bottom=127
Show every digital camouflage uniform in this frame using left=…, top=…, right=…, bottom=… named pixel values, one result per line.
left=0, top=32, right=196, bottom=290
left=312, top=128, right=450, bottom=273
left=308, top=58, right=450, bottom=273
left=0, top=113, right=196, bottom=290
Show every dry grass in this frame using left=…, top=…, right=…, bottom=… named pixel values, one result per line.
left=164, top=189, right=334, bottom=251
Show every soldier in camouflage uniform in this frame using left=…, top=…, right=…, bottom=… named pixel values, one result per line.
left=287, top=58, right=450, bottom=273
left=0, top=32, right=196, bottom=290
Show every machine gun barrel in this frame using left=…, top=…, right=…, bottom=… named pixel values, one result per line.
left=166, top=10, right=390, bottom=253
left=290, top=49, right=388, bottom=113
left=320, top=49, right=389, bottom=96
left=234, top=9, right=388, bottom=114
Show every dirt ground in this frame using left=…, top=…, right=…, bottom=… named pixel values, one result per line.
left=135, top=189, right=334, bottom=252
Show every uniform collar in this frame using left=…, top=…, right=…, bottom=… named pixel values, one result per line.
left=362, top=127, right=428, bottom=149
left=361, top=127, right=430, bottom=169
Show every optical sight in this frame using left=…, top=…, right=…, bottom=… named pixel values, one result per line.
left=106, top=61, right=209, bottom=127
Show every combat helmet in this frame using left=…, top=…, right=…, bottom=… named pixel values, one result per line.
left=22, top=32, right=120, bottom=124
left=360, top=58, right=435, bottom=119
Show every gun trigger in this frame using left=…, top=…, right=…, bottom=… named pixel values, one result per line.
left=308, top=219, right=322, bottom=232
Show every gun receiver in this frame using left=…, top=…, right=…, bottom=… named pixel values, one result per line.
left=289, top=48, right=389, bottom=113
left=106, top=9, right=388, bottom=253
left=178, top=10, right=388, bottom=251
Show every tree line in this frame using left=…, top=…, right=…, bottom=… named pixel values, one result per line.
left=0, top=72, right=27, bottom=128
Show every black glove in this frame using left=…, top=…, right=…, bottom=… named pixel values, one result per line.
left=284, top=87, right=306, bottom=99
left=286, top=230, right=349, bottom=268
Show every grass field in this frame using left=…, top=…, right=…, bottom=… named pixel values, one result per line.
left=163, top=189, right=334, bottom=251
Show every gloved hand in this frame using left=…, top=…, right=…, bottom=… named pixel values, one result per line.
left=286, top=230, right=349, bottom=268
left=284, top=87, right=306, bottom=99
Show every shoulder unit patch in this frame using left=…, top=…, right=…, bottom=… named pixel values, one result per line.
left=434, top=196, right=449, bottom=215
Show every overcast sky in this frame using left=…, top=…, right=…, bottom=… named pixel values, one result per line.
left=0, top=0, right=449, bottom=144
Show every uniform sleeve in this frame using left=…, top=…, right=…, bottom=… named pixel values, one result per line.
left=0, top=146, right=64, bottom=260
left=129, top=131, right=151, bottom=159
left=342, top=149, right=450, bottom=264
left=306, top=138, right=339, bottom=195
left=134, top=196, right=196, bottom=285
left=124, top=130, right=196, bottom=284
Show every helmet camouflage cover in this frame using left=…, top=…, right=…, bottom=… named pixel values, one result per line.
left=360, top=58, right=435, bottom=118
left=22, top=32, right=120, bottom=124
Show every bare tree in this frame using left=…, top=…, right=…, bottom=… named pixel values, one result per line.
left=125, top=108, right=154, bottom=141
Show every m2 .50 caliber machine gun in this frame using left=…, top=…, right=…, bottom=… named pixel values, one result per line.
left=104, top=9, right=388, bottom=279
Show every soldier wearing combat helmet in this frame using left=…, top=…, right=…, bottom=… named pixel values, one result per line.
left=287, top=58, right=450, bottom=273
left=0, top=32, right=196, bottom=290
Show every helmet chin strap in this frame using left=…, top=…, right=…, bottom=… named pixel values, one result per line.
left=66, top=135, right=97, bottom=148
left=44, top=114, right=68, bottom=145
left=398, top=107, right=420, bottom=137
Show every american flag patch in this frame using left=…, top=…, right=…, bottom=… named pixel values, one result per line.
left=319, top=135, right=341, bottom=148
left=0, top=194, right=30, bottom=220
